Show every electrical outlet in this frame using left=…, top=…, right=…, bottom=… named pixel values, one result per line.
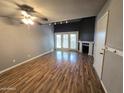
left=12, top=59, right=16, bottom=63
left=27, top=54, right=31, bottom=58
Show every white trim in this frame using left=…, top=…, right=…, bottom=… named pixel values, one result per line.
left=98, top=11, right=109, bottom=21
left=0, top=49, right=54, bottom=74
left=105, top=46, right=123, bottom=57
left=78, top=41, right=94, bottom=56
left=93, top=65, right=108, bottom=93
left=100, top=80, right=108, bottom=93
left=78, top=41, right=94, bottom=44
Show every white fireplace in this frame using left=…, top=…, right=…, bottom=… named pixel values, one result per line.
left=78, top=41, right=94, bottom=56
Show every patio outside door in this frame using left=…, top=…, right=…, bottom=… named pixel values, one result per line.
left=55, top=32, right=78, bottom=51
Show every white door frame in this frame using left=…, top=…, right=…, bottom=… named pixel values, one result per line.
left=54, top=31, right=78, bottom=51
left=94, top=11, right=109, bottom=79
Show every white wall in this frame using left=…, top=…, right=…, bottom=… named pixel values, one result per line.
left=94, top=0, right=123, bottom=93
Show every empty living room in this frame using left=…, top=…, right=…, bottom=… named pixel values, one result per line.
left=0, top=0, right=123, bottom=93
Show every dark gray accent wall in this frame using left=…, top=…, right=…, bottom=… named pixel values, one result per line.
left=54, top=22, right=80, bottom=32
left=79, top=17, right=95, bottom=41
left=0, top=22, right=54, bottom=71
left=54, top=17, right=96, bottom=41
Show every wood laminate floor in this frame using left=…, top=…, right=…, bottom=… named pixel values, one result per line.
left=0, top=51, right=105, bottom=93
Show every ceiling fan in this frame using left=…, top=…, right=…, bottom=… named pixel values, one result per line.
left=0, top=0, right=48, bottom=25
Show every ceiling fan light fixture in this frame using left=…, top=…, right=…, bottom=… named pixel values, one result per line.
left=28, top=19, right=34, bottom=25
left=21, top=11, right=29, bottom=17
left=22, top=18, right=28, bottom=24
left=21, top=18, right=34, bottom=25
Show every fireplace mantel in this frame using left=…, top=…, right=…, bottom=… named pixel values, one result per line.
left=78, top=41, right=94, bottom=56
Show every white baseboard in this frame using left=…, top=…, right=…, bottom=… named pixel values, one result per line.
left=0, top=49, right=54, bottom=74
left=100, top=80, right=108, bottom=93
left=93, top=65, right=108, bottom=93
left=93, top=64, right=101, bottom=79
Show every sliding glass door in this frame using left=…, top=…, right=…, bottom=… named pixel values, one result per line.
left=62, top=34, right=69, bottom=49
left=56, top=34, right=62, bottom=48
left=55, top=32, right=78, bottom=50
left=70, top=34, right=77, bottom=49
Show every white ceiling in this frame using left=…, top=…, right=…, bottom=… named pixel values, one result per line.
left=0, top=0, right=106, bottom=22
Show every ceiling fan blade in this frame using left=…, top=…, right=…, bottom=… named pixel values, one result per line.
left=3, top=0, right=28, bottom=11
left=29, top=11, right=48, bottom=21
left=37, top=22, right=43, bottom=25
left=0, top=15, right=23, bottom=25
left=41, top=17, right=48, bottom=21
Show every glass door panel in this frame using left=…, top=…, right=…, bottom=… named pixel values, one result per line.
left=55, top=32, right=78, bottom=50
left=62, top=34, right=69, bottom=48
left=56, top=34, right=62, bottom=48
left=70, top=34, right=77, bottom=49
